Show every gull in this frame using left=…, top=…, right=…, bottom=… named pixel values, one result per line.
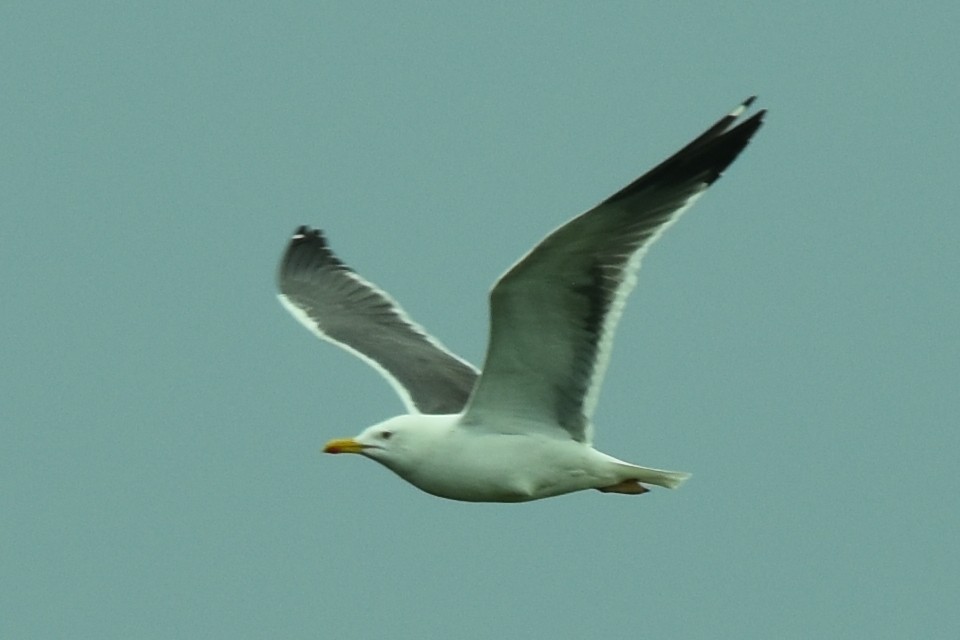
left=276, top=98, right=764, bottom=502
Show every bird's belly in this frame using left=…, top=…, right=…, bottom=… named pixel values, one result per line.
left=400, top=434, right=611, bottom=503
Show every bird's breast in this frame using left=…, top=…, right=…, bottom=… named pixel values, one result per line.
left=397, top=431, right=606, bottom=502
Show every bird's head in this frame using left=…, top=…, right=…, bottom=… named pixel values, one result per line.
left=323, top=414, right=448, bottom=472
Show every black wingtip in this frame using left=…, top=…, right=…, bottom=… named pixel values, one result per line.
left=291, top=225, right=323, bottom=241
left=279, top=225, right=351, bottom=284
left=288, top=225, right=338, bottom=254
left=602, top=98, right=765, bottom=206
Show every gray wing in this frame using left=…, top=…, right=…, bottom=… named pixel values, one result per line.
left=277, top=227, right=479, bottom=414
left=462, top=98, right=765, bottom=442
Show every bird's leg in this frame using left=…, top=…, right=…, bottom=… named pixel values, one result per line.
left=596, top=480, right=650, bottom=495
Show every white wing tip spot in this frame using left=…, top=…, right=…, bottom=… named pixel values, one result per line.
left=729, top=95, right=757, bottom=119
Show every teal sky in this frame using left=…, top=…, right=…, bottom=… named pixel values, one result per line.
left=3, top=2, right=958, bottom=638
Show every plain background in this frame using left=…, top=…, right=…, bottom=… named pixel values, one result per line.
left=3, top=2, right=958, bottom=638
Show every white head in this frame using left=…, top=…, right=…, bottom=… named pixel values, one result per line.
left=322, top=414, right=453, bottom=474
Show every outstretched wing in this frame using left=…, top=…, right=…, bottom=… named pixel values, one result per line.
left=463, top=98, right=765, bottom=442
left=277, top=227, right=479, bottom=414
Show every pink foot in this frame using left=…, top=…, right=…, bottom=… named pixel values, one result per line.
left=597, top=480, right=650, bottom=495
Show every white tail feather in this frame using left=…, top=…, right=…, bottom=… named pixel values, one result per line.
left=627, top=465, right=691, bottom=490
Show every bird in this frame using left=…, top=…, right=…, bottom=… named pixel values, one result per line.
left=276, top=97, right=765, bottom=502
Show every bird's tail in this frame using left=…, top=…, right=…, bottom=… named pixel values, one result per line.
left=623, top=464, right=691, bottom=490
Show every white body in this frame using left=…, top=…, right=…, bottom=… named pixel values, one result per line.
left=355, top=415, right=689, bottom=502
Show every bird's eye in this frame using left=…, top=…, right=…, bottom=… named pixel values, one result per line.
left=380, top=430, right=393, bottom=440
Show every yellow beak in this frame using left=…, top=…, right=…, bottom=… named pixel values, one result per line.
left=323, top=438, right=365, bottom=454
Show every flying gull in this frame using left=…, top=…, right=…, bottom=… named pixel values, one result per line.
left=277, top=97, right=765, bottom=502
